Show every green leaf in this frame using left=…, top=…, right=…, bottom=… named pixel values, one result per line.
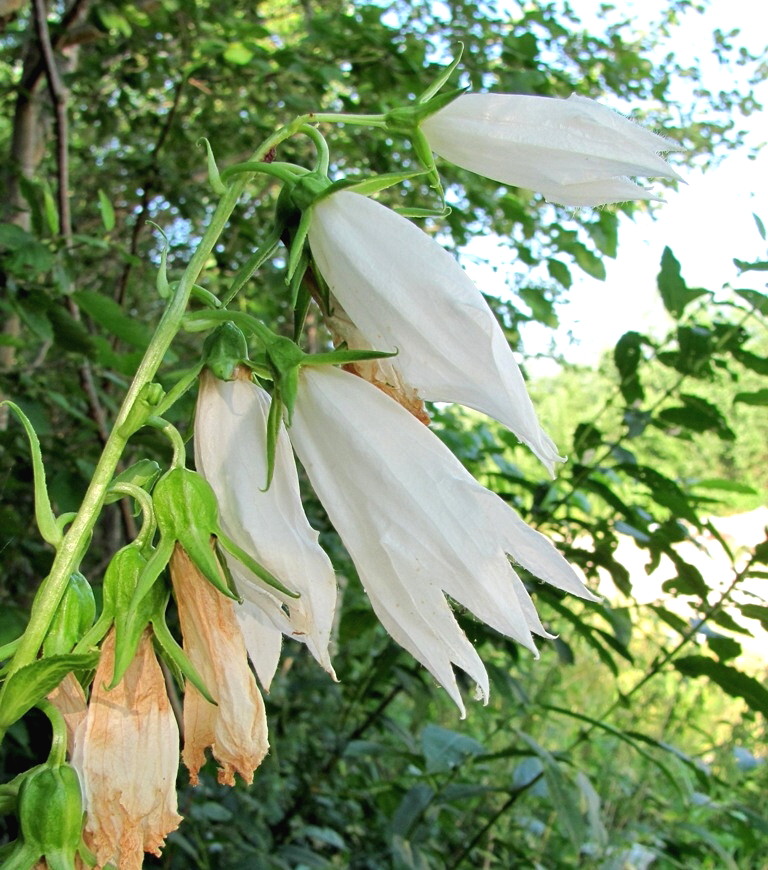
left=0, top=653, right=99, bottom=729
left=616, top=463, right=698, bottom=523
left=676, top=325, right=713, bottom=376
left=734, top=388, right=768, bottom=406
left=734, top=289, right=768, bottom=316
left=689, top=478, right=757, bottom=495
left=614, top=331, right=646, bottom=403
left=658, top=394, right=736, bottom=440
left=73, top=290, right=151, bottom=349
left=390, top=784, right=434, bottom=837
left=421, top=724, right=484, bottom=773
left=732, top=348, right=768, bottom=375
left=105, top=460, right=162, bottom=504
left=517, top=731, right=584, bottom=847
left=546, top=258, right=572, bottom=288
left=47, top=306, right=97, bottom=357
left=97, top=189, right=116, bottom=232
left=223, top=42, right=255, bottom=65
left=518, top=286, right=557, bottom=327
left=733, top=258, right=768, bottom=272
left=673, top=655, right=768, bottom=717
left=657, top=247, right=709, bottom=317
left=572, top=244, right=606, bottom=280
left=739, top=603, right=768, bottom=631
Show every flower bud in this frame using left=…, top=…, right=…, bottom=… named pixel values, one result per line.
left=17, top=762, right=83, bottom=868
left=43, top=572, right=95, bottom=656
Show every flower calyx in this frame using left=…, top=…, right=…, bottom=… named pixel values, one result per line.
left=6, top=760, right=84, bottom=870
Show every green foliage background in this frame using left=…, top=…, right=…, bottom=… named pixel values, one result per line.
left=1, top=0, right=767, bottom=867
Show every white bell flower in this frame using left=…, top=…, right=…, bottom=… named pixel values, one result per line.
left=194, top=370, right=338, bottom=687
left=308, top=190, right=562, bottom=474
left=420, top=93, right=683, bottom=206
left=289, top=366, right=598, bottom=715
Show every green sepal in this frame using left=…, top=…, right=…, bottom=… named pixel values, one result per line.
left=198, top=137, right=226, bottom=194
left=151, top=601, right=217, bottom=705
left=184, top=308, right=275, bottom=347
left=0, top=839, right=41, bottom=870
left=0, top=768, right=32, bottom=815
left=219, top=160, right=308, bottom=186
left=384, top=86, right=468, bottom=133
left=104, top=459, right=161, bottom=504
left=111, top=553, right=167, bottom=688
left=148, top=221, right=171, bottom=299
left=265, top=333, right=306, bottom=374
left=319, top=169, right=428, bottom=201
left=299, top=123, right=330, bottom=175
left=190, top=283, right=222, bottom=309
left=222, top=226, right=282, bottom=306
left=1, top=401, right=61, bottom=548
left=302, top=347, right=398, bottom=367
left=283, top=170, right=332, bottom=212
left=43, top=572, right=96, bottom=657
left=152, top=468, right=238, bottom=600
left=0, top=652, right=99, bottom=730
left=17, top=762, right=83, bottom=866
left=410, top=128, right=443, bottom=193
left=293, top=273, right=313, bottom=341
left=216, top=529, right=299, bottom=599
left=417, top=43, right=464, bottom=104
left=394, top=205, right=452, bottom=219
left=264, top=391, right=282, bottom=490
left=286, top=206, right=313, bottom=284
left=202, top=322, right=250, bottom=381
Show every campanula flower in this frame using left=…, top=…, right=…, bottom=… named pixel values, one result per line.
left=420, top=93, right=683, bottom=206
left=288, top=366, right=598, bottom=715
left=308, top=190, right=562, bottom=473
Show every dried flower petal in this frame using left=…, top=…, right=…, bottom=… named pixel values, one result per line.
left=171, top=545, right=269, bottom=786
left=80, top=628, right=181, bottom=870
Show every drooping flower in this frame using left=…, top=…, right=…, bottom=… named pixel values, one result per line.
left=194, top=369, right=338, bottom=687
left=79, top=628, right=181, bottom=869
left=289, top=366, right=598, bottom=715
left=307, top=190, right=562, bottom=473
left=420, top=93, right=683, bottom=206
left=170, top=545, right=269, bottom=786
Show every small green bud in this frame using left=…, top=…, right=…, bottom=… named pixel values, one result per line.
left=152, top=468, right=235, bottom=600
left=117, top=381, right=166, bottom=437
left=43, top=572, right=95, bottom=656
left=17, top=763, right=83, bottom=869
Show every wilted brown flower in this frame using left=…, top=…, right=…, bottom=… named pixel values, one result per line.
left=171, top=545, right=269, bottom=786
left=80, top=628, right=181, bottom=870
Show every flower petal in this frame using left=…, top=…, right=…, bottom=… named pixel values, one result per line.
left=194, top=371, right=338, bottom=681
left=289, top=367, right=597, bottom=714
left=309, top=191, right=562, bottom=473
left=171, top=546, right=269, bottom=786
left=421, top=93, right=683, bottom=205
left=80, top=629, right=181, bottom=870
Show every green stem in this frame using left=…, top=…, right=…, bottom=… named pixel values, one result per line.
left=0, top=121, right=301, bottom=689
left=39, top=700, right=68, bottom=766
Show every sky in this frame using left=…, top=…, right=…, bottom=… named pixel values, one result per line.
left=465, top=0, right=768, bottom=370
